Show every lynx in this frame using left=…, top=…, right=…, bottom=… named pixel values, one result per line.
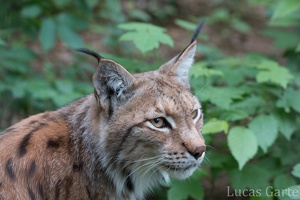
left=0, top=23, right=206, bottom=200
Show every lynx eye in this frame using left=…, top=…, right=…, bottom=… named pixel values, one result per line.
left=191, top=109, right=198, bottom=119
left=150, top=117, right=166, bottom=128
left=191, top=109, right=201, bottom=122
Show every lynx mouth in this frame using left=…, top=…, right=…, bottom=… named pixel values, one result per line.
left=161, top=163, right=199, bottom=180
left=163, top=163, right=198, bottom=171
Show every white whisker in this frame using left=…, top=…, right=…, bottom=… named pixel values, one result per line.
left=139, top=159, right=164, bottom=180
left=195, top=82, right=208, bottom=95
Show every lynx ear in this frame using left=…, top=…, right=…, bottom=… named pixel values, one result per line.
left=93, top=59, right=135, bottom=106
left=159, top=22, right=204, bottom=88
left=75, top=48, right=135, bottom=106
left=75, top=48, right=135, bottom=113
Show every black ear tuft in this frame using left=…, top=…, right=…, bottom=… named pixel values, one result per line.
left=75, top=48, right=103, bottom=62
left=158, top=21, right=204, bottom=88
left=190, top=21, right=205, bottom=44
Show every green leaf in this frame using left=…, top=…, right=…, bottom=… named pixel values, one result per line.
left=118, top=22, right=173, bottom=53
left=220, top=109, right=249, bottom=122
left=228, top=127, right=258, bottom=170
left=254, top=59, right=293, bottom=88
left=248, top=115, right=278, bottom=153
left=202, top=119, right=229, bottom=135
left=210, top=8, right=230, bottom=22
left=39, top=18, right=56, bottom=51
left=198, top=86, right=246, bottom=109
left=2, top=60, right=29, bottom=74
left=21, top=5, right=41, bottom=18
left=276, top=88, right=300, bottom=113
left=213, top=56, right=244, bottom=67
left=230, top=164, right=272, bottom=192
left=296, top=42, right=300, bottom=52
left=231, top=18, right=251, bottom=33
left=270, top=16, right=300, bottom=27
left=274, top=174, right=297, bottom=190
left=206, top=151, right=232, bottom=168
left=274, top=113, right=298, bottom=140
left=168, top=170, right=204, bottom=200
left=0, top=47, right=35, bottom=61
left=262, top=29, right=300, bottom=49
left=58, top=25, right=84, bottom=48
left=25, top=80, right=58, bottom=100
left=292, top=164, right=300, bottom=179
left=190, top=62, right=223, bottom=78
left=272, top=0, right=300, bottom=20
left=230, top=95, right=266, bottom=117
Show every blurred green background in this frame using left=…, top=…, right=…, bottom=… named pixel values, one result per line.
left=1, top=0, right=300, bottom=199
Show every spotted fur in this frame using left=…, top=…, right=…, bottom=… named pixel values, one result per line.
left=0, top=23, right=206, bottom=200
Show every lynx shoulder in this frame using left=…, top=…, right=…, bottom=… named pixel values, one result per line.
left=0, top=23, right=206, bottom=200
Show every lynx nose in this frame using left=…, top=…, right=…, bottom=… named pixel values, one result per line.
left=191, top=146, right=206, bottom=160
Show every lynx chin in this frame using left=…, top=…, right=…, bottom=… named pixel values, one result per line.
left=0, top=22, right=206, bottom=200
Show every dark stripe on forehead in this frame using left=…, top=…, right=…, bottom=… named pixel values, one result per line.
left=150, top=77, right=182, bottom=93
left=155, top=89, right=194, bottom=116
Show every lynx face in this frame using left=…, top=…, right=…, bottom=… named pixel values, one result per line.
left=0, top=23, right=205, bottom=200
left=103, top=71, right=205, bottom=182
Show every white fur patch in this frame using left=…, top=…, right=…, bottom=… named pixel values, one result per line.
left=174, top=44, right=196, bottom=86
left=166, top=116, right=176, bottom=129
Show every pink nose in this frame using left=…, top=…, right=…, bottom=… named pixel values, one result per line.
left=190, top=146, right=206, bottom=159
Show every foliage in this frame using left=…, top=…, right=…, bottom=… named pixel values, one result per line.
left=1, top=0, right=300, bottom=200
left=166, top=1, right=300, bottom=199
left=168, top=170, right=205, bottom=200
left=292, top=164, right=300, bottom=179
left=228, top=126, right=258, bottom=170
left=118, top=22, right=173, bottom=53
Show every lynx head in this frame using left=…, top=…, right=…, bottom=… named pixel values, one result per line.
left=77, top=22, right=205, bottom=196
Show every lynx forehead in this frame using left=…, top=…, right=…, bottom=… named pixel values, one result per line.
left=0, top=23, right=205, bottom=200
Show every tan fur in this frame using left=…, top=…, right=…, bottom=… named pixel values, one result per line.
left=0, top=26, right=206, bottom=200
